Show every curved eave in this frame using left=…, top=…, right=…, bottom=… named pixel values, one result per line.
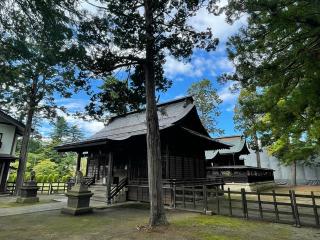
left=238, top=139, right=251, bottom=155
left=181, top=127, right=231, bottom=150
left=0, top=154, right=18, bottom=162
left=55, top=139, right=108, bottom=152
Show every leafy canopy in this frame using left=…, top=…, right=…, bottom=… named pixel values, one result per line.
left=222, top=0, right=320, bottom=165
left=187, top=79, right=223, bottom=135
left=0, top=0, right=88, bottom=118
left=79, top=0, right=220, bottom=118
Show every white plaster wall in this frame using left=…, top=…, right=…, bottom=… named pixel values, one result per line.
left=243, top=148, right=320, bottom=185
left=0, top=123, right=16, bottom=155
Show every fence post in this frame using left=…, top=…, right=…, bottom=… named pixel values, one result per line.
left=193, top=187, right=196, bottom=209
left=182, top=186, right=186, bottom=208
left=272, top=190, right=279, bottom=221
left=290, top=190, right=301, bottom=227
left=228, top=188, right=232, bottom=216
left=173, top=184, right=176, bottom=208
left=41, top=182, right=44, bottom=194
left=241, top=188, right=248, bottom=219
left=257, top=190, right=263, bottom=219
left=203, top=185, right=208, bottom=212
left=311, top=191, right=319, bottom=226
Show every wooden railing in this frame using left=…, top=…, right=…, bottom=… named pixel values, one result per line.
left=6, top=182, right=68, bottom=195
left=128, top=177, right=224, bottom=187
left=108, top=177, right=128, bottom=203
left=172, top=186, right=320, bottom=228
left=207, top=166, right=274, bottom=183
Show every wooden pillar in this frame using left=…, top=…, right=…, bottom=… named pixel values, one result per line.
left=76, top=152, right=82, bottom=171
left=0, top=161, right=10, bottom=193
left=106, top=151, right=114, bottom=204
left=165, top=144, right=169, bottom=179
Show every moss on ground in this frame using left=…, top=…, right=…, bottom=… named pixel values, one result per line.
left=0, top=204, right=319, bottom=240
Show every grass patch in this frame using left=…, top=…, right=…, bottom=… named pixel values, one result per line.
left=0, top=203, right=319, bottom=240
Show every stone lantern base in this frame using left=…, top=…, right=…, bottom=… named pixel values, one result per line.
left=61, top=184, right=93, bottom=215
left=16, top=181, right=39, bottom=204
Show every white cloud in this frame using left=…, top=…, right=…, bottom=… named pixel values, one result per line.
left=174, top=94, right=185, bottom=99
left=164, top=56, right=197, bottom=78
left=218, top=81, right=238, bottom=103
left=58, top=110, right=105, bottom=136
left=189, top=2, right=246, bottom=42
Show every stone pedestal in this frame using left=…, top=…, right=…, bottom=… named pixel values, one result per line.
left=16, top=181, right=39, bottom=203
left=61, top=184, right=94, bottom=215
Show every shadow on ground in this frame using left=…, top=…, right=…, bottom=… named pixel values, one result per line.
left=0, top=202, right=319, bottom=240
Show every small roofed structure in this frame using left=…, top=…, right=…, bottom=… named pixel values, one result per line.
left=0, top=110, right=26, bottom=193
left=205, top=135, right=275, bottom=191
left=205, top=135, right=250, bottom=167
left=56, top=96, right=230, bottom=203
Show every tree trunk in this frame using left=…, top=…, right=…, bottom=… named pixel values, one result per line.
left=253, top=133, right=261, bottom=168
left=144, top=0, right=167, bottom=226
left=291, top=160, right=297, bottom=186
left=15, top=104, right=35, bottom=195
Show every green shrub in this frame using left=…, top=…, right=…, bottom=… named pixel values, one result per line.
left=36, top=174, right=43, bottom=182
left=53, top=174, right=59, bottom=182
left=42, top=175, right=48, bottom=183
left=47, top=174, right=54, bottom=183
left=24, top=173, right=30, bottom=181
left=61, top=175, right=69, bottom=183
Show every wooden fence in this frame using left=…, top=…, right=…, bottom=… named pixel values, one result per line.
left=173, top=186, right=320, bottom=228
left=6, top=182, right=68, bottom=195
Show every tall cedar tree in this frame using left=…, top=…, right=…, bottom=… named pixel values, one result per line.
left=0, top=0, right=88, bottom=194
left=220, top=1, right=320, bottom=183
left=187, top=79, right=223, bottom=135
left=79, top=0, right=220, bottom=226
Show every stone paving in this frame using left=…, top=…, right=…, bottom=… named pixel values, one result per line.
left=0, top=195, right=66, bottom=216
left=0, top=194, right=134, bottom=216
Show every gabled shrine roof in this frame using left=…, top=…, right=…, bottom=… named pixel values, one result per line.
left=0, top=109, right=26, bottom=135
left=89, top=96, right=195, bottom=141
left=205, top=135, right=250, bottom=160
left=56, top=96, right=230, bottom=152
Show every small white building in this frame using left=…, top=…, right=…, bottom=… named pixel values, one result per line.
left=0, top=110, right=25, bottom=193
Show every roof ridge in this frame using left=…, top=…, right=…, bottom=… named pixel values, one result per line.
left=107, top=95, right=193, bottom=123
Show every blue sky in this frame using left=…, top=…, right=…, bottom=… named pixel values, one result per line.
left=39, top=2, right=247, bottom=139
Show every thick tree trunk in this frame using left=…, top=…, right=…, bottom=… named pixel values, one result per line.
left=144, top=0, right=167, bottom=226
left=253, top=133, right=261, bottom=168
left=15, top=104, right=35, bottom=195
left=106, top=151, right=114, bottom=204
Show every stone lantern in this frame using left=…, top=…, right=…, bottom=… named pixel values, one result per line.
left=61, top=171, right=94, bottom=215
left=16, top=170, right=39, bottom=203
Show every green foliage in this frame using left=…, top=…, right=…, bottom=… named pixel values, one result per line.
left=51, top=117, right=70, bottom=142
left=79, top=0, right=220, bottom=119
left=33, top=159, right=58, bottom=176
left=36, top=174, right=44, bottom=183
left=86, top=76, right=147, bottom=117
left=187, top=79, right=223, bottom=135
left=222, top=0, right=320, bottom=166
left=0, top=0, right=88, bottom=118
left=233, top=89, right=261, bottom=152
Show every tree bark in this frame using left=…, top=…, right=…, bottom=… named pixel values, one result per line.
left=144, top=0, right=167, bottom=226
left=15, top=103, right=35, bottom=195
left=253, top=133, right=261, bottom=168
left=106, top=151, right=114, bottom=204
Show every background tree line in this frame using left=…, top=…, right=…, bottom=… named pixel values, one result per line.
left=8, top=117, right=83, bottom=183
